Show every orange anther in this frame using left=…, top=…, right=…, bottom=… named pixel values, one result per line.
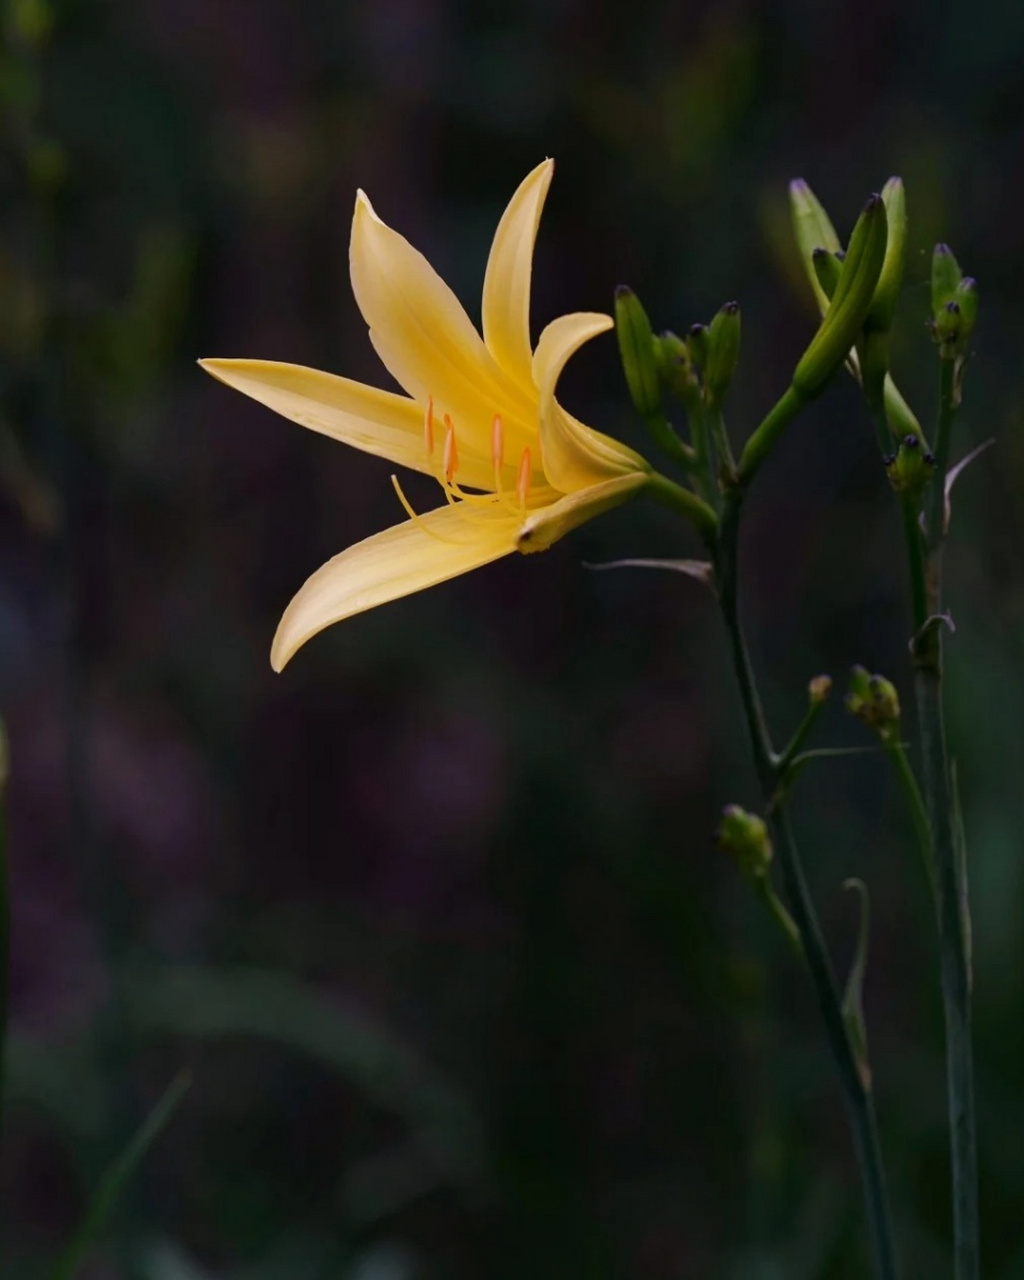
left=515, top=447, right=532, bottom=507
left=424, top=396, right=434, bottom=454
left=443, top=423, right=459, bottom=482
left=491, top=414, right=505, bottom=470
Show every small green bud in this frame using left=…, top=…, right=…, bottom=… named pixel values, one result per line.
left=792, top=194, right=888, bottom=400
left=931, top=243, right=962, bottom=315
left=614, top=286, right=662, bottom=419
left=704, top=301, right=741, bottom=408
left=845, top=665, right=901, bottom=741
left=884, top=433, right=935, bottom=494
left=789, top=178, right=842, bottom=315
left=686, top=322, right=709, bottom=371
left=811, top=248, right=843, bottom=301
left=655, top=330, right=701, bottom=403
left=867, top=176, right=907, bottom=333
left=808, top=674, right=833, bottom=705
left=718, top=805, right=773, bottom=880
left=954, top=276, right=979, bottom=337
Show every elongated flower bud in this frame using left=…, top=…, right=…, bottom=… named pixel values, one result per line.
left=718, top=805, right=773, bottom=880
left=704, top=301, right=741, bottom=408
left=790, top=178, right=842, bottom=314
left=867, top=176, right=907, bottom=333
left=792, top=194, right=888, bottom=400
left=931, top=243, right=962, bottom=315
left=811, top=248, right=843, bottom=301
left=615, top=286, right=661, bottom=419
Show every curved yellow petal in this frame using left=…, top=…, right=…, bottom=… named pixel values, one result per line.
left=481, top=158, right=553, bottom=391
left=515, top=472, right=648, bottom=554
left=271, top=503, right=520, bottom=670
left=531, top=313, right=649, bottom=492
left=202, top=358, right=492, bottom=489
left=350, top=192, right=537, bottom=457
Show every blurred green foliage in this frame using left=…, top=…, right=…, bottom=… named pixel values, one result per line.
left=1, top=0, right=1024, bottom=1277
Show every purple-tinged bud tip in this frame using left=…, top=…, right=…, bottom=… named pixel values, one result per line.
left=944, top=300, right=960, bottom=314
left=615, top=284, right=634, bottom=299
left=935, top=243, right=953, bottom=257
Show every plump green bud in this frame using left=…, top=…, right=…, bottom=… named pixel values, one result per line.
left=931, top=243, right=962, bottom=315
left=867, top=176, right=907, bottom=333
left=704, top=301, right=741, bottom=408
left=811, top=248, right=843, bottom=302
left=790, top=178, right=842, bottom=315
left=845, top=666, right=901, bottom=742
left=615, top=286, right=662, bottom=419
left=883, top=433, right=935, bottom=494
left=808, top=674, right=833, bottom=705
left=718, top=805, right=773, bottom=880
left=792, top=194, right=888, bottom=400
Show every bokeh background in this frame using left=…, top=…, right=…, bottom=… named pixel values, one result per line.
left=2, top=0, right=1024, bottom=1276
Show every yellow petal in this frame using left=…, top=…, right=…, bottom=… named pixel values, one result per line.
left=531, top=313, right=649, bottom=492
left=201, top=357, right=499, bottom=488
left=481, top=159, right=553, bottom=392
left=515, top=472, right=648, bottom=554
left=350, top=192, right=537, bottom=457
left=271, top=503, right=520, bottom=670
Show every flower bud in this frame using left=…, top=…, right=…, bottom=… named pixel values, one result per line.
left=931, top=243, right=962, bottom=315
left=614, top=286, right=662, bottom=419
left=704, top=301, right=741, bottom=408
left=808, top=674, right=833, bottom=705
left=686, top=322, right=709, bottom=372
left=655, top=330, right=701, bottom=404
left=717, top=804, right=773, bottom=880
left=792, top=194, right=888, bottom=400
left=867, top=176, right=907, bottom=333
left=789, top=178, right=842, bottom=314
left=845, top=666, right=901, bottom=742
left=884, top=433, right=935, bottom=494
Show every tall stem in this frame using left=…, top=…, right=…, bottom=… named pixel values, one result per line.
left=716, top=492, right=900, bottom=1280
left=909, top=358, right=978, bottom=1280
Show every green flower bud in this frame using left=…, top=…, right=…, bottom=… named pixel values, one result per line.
left=845, top=666, right=901, bottom=742
left=686, top=322, right=709, bottom=372
left=954, top=276, right=979, bottom=338
left=811, top=248, right=843, bottom=302
left=614, top=286, right=662, bottom=419
left=704, top=301, right=741, bottom=408
left=931, top=243, right=962, bottom=315
left=883, top=433, right=935, bottom=494
left=789, top=178, right=842, bottom=315
left=718, top=805, right=773, bottom=880
left=867, top=176, right=907, bottom=333
left=792, top=194, right=888, bottom=400
left=655, top=330, right=701, bottom=404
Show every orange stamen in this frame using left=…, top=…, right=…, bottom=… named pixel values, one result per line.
left=515, top=447, right=533, bottom=507
left=424, top=396, right=434, bottom=455
left=443, top=422, right=459, bottom=482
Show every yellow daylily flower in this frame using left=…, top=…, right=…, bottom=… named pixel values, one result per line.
left=201, top=159, right=651, bottom=670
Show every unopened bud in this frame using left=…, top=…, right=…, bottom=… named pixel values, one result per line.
left=718, top=804, right=773, bottom=880
left=792, top=194, right=888, bottom=400
left=931, top=243, right=962, bottom=315
left=686, top=322, right=709, bottom=371
left=615, top=286, right=662, bottom=419
left=790, top=178, right=842, bottom=315
left=808, top=674, right=833, bottom=705
left=704, top=301, right=741, bottom=408
left=884, top=433, right=935, bottom=494
left=845, top=666, right=901, bottom=741
left=655, top=330, right=700, bottom=403
left=866, top=176, right=907, bottom=333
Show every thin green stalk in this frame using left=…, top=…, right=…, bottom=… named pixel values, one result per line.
left=910, top=357, right=978, bottom=1280
left=716, top=493, right=900, bottom=1280
left=885, top=740, right=935, bottom=894
left=646, top=470, right=719, bottom=542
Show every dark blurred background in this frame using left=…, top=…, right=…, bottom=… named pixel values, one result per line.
left=2, top=0, right=1023, bottom=1276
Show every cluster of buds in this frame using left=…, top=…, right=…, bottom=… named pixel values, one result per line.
left=717, top=804, right=773, bottom=882
left=929, top=244, right=978, bottom=362
left=845, top=666, right=901, bottom=743
left=615, top=287, right=742, bottom=418
left=883, top=432, right=936, bottom=495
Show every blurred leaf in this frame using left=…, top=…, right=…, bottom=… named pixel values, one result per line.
left=48, top=1071, right=192, bottom=1280
left=122, top=966, right=483, bottom=1178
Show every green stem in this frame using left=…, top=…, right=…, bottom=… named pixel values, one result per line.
left=885, top=740, right=935, bottom=894
left=910, top=357, right=978, bottom=1280
left=646, top=471, right=718, bottom=542
left=716, top=493, right=900, bottom=1280
left=737, top=384, right=807, bottom=484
